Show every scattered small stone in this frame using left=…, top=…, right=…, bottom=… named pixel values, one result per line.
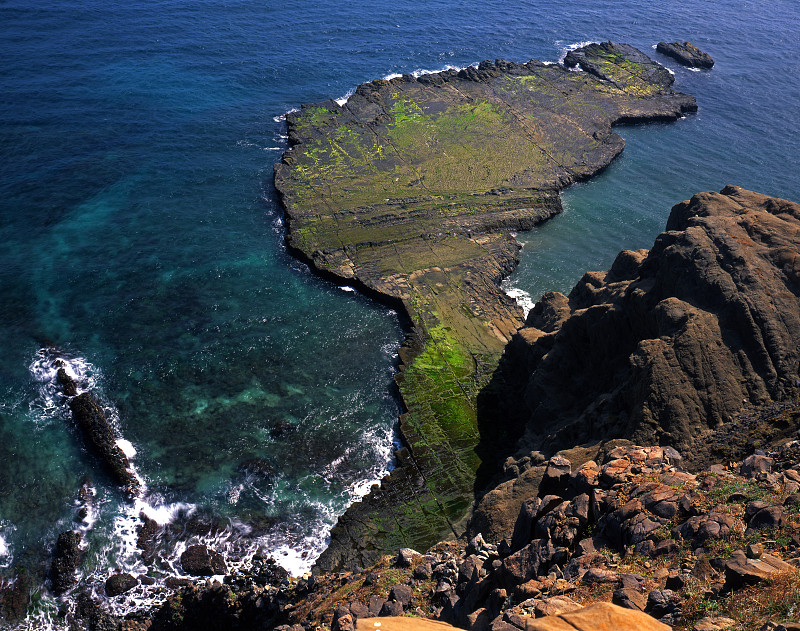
left=693, top=616, right=737, bottom=631
left=613, top=587, right=647, bottom=611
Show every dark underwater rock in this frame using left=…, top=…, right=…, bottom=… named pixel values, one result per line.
left=656, top=41, right=714, bottom=68
left=0, top=567, right=30, bottom=622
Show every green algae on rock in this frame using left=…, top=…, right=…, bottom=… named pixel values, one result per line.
left=273, top=42, right=697, bottom=571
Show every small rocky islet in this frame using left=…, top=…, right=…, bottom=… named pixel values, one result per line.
left=11, top=39, right=800, bottom=630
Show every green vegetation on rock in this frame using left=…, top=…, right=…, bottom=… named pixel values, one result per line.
left=274, top=43, right=697, bottom=571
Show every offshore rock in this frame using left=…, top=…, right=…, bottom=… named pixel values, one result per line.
left=180, top=544, right=227, bottom=576
left=496, top=187, right=800, bottom=467
left=656, top=42, right=714, bottom=68
left=275, top=43, right=696, bottom=571
left=50, top=530, right=84, bottom=595
left=105, top=573, right=138, bottom=597
left=68, top=392, right=141, bottom=499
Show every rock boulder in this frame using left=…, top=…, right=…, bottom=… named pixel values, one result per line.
left=656, top=42, right=714, bottom=68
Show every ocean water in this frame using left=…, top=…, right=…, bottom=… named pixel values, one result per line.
left=1, top=0, right=799, bottom=625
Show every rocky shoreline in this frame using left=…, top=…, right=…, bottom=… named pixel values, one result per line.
left=25, top=179, right=800, bottom=629
left=118, top=184, right=800, bottom=631
left=274, top=41, right=697, bottom=570
left=12, top=38, right=800, bottom=631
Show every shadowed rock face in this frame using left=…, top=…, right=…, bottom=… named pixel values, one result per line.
left=275, top=42, right=696, bottom=571
left=497, top=187, right=800, bottom=468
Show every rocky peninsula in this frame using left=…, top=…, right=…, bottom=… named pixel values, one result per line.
left=274, top=41, right=697, bottom=570
left=134, top=187, right=800, bottom=631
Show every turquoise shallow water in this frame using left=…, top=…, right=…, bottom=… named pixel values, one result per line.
left=1, top=0, right=799, bottom=625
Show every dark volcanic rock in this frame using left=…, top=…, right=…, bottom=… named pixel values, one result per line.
left=56, top=366, right=78, bottom=396
left=495, top=187, right=800, bottom=466
left=50, top=530, right=83, bottom=595
left=180, top=544, right=227, bottom=576
left=68, top=392, right=140, bottom=499
left=105, top=573, right=138, bottom=597
left=656, top=41, right=714, bottom=68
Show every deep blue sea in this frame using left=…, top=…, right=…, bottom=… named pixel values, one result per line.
left=1, top=0, right=799, bottom=625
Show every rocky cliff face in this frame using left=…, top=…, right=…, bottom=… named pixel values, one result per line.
left=492, top=186, right=800, bottom=470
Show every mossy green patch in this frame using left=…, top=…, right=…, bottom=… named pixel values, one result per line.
left=275, top=47, right=696, bottom=570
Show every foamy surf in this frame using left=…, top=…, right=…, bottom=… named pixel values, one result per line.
left=556, top=40, right=599, bottom=64
left=382, top=62, right=477, bottom=83
left=28, top=349, right=98, bottom=422
left=502, top=281, right=535, bottom=316
left=0, top=525, right=13, bottom=569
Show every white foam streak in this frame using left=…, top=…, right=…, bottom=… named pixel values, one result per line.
left=116, top=439, right=136, bottom=458
left=557, top=40, right=599, bottom=64
left=502, top=281, right=535, bottom=316
left=382, top=63, right=475, bottom=83
left=0, top=525, right=13, bottom=568
left=335, top=88, right=355, bottom=106
left=28, top=350, right=98, bottom=423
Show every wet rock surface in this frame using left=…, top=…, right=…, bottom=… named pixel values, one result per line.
left=276, top=42, right=696, bottom=571
left=68, top=392, right=141, bottom=499
left=656, top=41, right=715, bottom=68
left=105, top=573, right=138, bottom=597
left=51, top=530, right=84, bottom=596
left=180, top=545, right=227, bottom=576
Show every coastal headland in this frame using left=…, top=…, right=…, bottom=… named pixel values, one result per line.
left=274, top=42, right=697, bottom=571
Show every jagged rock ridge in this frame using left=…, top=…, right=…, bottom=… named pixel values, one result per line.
left=497, top=186, right=800, bottom=467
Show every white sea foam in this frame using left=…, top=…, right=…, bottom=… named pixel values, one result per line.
left=335, top=88, right=355, bottom=106
left=382, top=63, right=475, bottom=83
left=28, top=349, right=99, bottom=422
left=116, top=438, right=137, bottom=458
left=557, top=40, right=599, bottom=64
left=0, top=525, right=13, bottom=568
left=502, top=281, right=535, bottom=316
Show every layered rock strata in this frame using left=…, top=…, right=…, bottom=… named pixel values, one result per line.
left=491, top=186, right=800, bottom=472
left=274, top=42, right=697, bottom=570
